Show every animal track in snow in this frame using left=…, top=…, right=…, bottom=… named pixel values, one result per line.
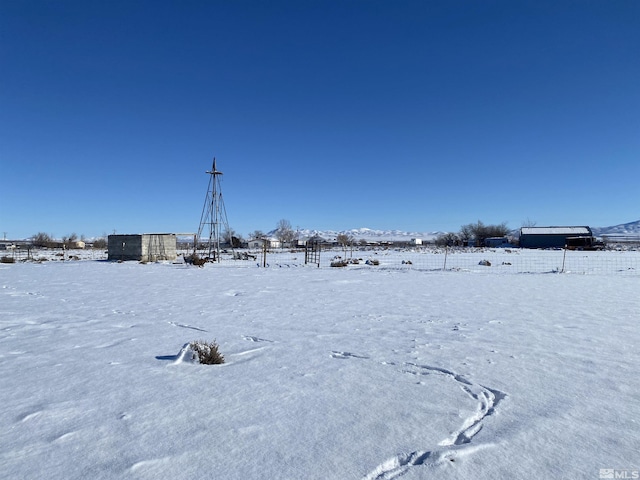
left=4, top=288, right=42, bottom=297
left=168, top=321, right=207, bottom=332
left=224, top=290, right=243, bottom=296
left=363, top=443, right=492, bottom=480
left=242, top=335, right=274, bottom=343
left=362, top=362, right=506, bottom=480
left=330, top=351, right=370, bottom=359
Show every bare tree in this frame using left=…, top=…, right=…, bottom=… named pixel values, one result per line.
left=249, top=230, right=265, bottom=240
left=223, top=228, right=244, bottom=248
left=337, top=233, right=354, bottom=257
left=63, top=233, right=78, bottom=248
left=93, top=237, right=107, bottom=249
left=458, top=224, right=474, bottom=245
left=459, top=221, right=509, bottom=247
left=275, top=219, right=295, bottom=247
left=32, top=232, right=53, bottom=248
left=435, top=232, right=460, bottom=247
left=223, top=228, right=236, bottom=244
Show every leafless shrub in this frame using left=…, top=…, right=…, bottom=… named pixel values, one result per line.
left=189, top=340, right=225, bottom=364
left=1, top=256, right=15, bottom=264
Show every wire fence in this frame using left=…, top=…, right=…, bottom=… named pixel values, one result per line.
left=188, top=246, right=640, bottom=275
left=6, top=244, right=638, bottom=275
left=3, top=246, right=108, bottom=262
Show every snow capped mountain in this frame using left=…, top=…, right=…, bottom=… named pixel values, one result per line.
left=268, top=220, right=640, bottom=242
left=592, top=220, right=640, bottom=237
left=291, top=227, right=444, bottom=242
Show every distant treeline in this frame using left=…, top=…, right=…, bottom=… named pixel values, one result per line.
left=31, top=232, right=107, bottom=249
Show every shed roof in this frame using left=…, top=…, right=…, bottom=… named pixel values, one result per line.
left=520, top=226, right=591, bottom=236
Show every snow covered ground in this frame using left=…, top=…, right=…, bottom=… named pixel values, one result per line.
left=1, top=260, right=638, bottom=479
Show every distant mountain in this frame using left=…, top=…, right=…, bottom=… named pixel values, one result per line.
left=303, top=228, right=446, bottom=242
left=263, top=220, right=640, bottom=242
left=265, top=227, right=445, bottom=242
left=592, top=220, right=640, bottom=237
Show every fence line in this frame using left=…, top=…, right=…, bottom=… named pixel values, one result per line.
left=195, top=246, right=640, bottom=275
left=11, top=245, right=638, bottom=275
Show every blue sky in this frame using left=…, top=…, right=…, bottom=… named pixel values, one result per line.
left=1, top=0, right=638, bottom=240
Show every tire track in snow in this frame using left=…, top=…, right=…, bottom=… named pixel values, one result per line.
left=358, top=361, right=507, bottom=479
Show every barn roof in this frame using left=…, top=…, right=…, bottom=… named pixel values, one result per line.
left=520, top=226, right=591, bottom=235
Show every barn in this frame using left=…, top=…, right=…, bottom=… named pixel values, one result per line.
left=108, top=234, right=177, bottom=262
left=519, top=226, right=593, bottom=249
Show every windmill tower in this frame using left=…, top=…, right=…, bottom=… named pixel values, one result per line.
left=197, top=157, right=232, bottom=262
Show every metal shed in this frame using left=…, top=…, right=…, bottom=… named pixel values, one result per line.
left=108, top=234, right=177, bottom=262
left=519, top=226, right=593, bottom=249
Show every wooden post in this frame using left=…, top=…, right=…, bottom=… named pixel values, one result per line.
left=262, top=239, right=267, bottom=268
left=443, top=245, right=448, bottom=271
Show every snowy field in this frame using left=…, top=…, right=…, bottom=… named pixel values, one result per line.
left=1, top=260, right=639, bottom=479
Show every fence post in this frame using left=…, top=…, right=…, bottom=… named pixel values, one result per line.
left=262, top=240, right=267, bottom=268
left=443, top=245, right=448, bottom=271
left=561, top=246, right=567, bottom=273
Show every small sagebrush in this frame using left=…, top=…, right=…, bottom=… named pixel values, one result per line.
left=189, top=339, right=225, bottom=365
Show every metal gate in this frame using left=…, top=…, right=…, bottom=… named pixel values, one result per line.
left=305, top=241, right=321, bottom=267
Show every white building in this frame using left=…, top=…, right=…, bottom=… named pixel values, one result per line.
left=247, top=238, right=282, bottom=249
